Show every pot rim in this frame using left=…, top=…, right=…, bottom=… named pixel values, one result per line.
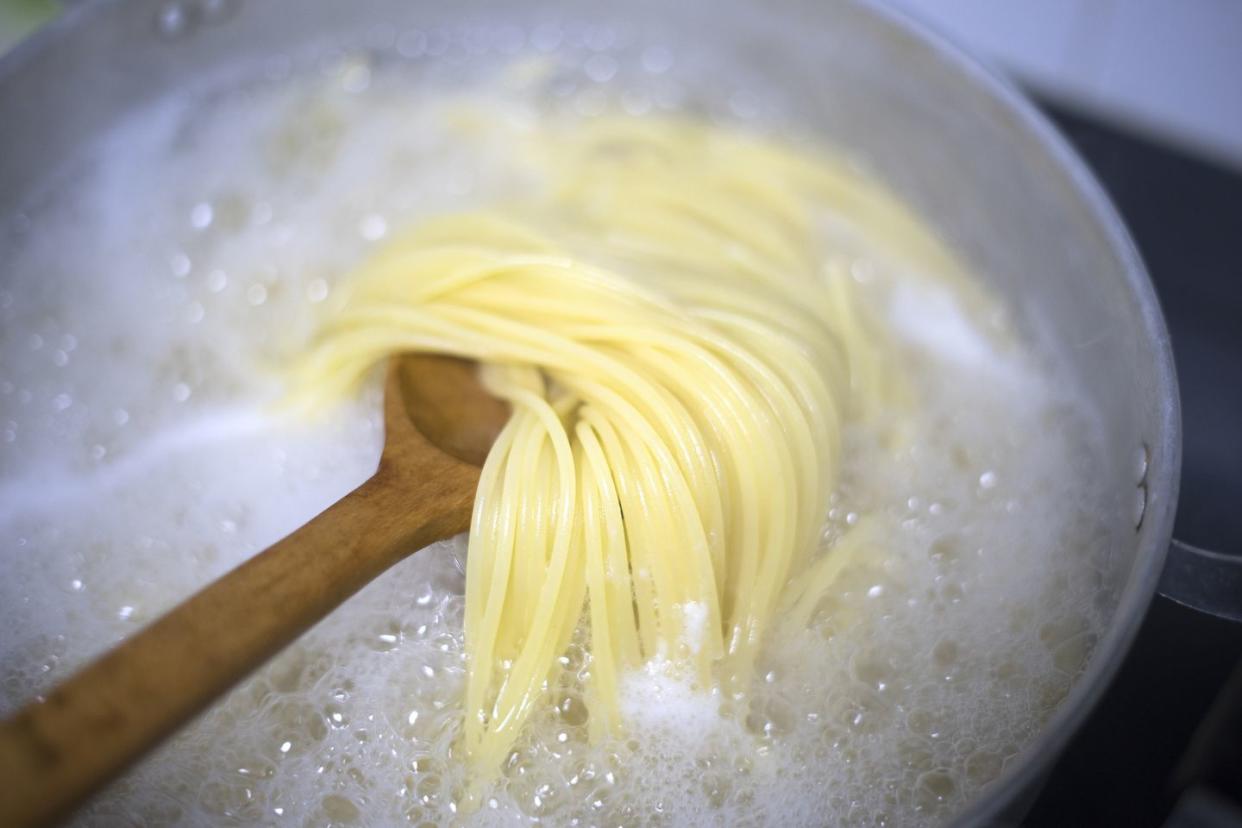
left=1, top=0, right=1183, bottom=824
left=847, top=2, right=1182, bottom=824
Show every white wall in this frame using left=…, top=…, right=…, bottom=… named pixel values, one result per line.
left=880, top=0, right=1242, bottom=170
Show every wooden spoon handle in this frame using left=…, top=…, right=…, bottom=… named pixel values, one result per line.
left=0, top=459, right=476, bottom=828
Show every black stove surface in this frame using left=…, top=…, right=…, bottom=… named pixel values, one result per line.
left=1022, top=99, right=1242, bottom=827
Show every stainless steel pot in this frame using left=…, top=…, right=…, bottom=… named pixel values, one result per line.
left=0, top=0, right=1234, bottom=824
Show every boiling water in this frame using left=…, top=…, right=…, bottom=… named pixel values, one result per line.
left=0, top=34, right=1121, bottom=828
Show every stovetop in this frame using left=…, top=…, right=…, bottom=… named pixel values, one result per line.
left=1024, top=98, right=1242, bottom=828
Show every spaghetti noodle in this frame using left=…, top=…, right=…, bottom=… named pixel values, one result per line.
left=291, top=112, right=961, bottom=782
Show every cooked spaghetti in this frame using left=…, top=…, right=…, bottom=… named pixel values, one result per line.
left=290, top=113, right=964, bottom=781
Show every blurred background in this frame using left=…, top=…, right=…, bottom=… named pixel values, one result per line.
left=884, top=0, right=1242, bottom=172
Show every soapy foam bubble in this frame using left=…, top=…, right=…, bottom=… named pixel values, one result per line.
left=0, top=39, right=1122, bottom=828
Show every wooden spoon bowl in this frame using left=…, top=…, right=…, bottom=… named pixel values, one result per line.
left=0, top=354, right=509, bottom=828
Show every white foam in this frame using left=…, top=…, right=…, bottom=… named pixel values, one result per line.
left=888, top=279, right=1018, bottom=382
left=0, top=406, right=272, bottom=524
left=680, top=601, right=710, bottom=655
left=619, top=658, right=720, bottom=734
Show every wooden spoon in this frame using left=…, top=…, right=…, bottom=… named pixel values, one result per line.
left=0, top=354, right=509, bottom=828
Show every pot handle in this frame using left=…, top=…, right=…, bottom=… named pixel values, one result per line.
left=1158, top=539, right=1242, bottom=623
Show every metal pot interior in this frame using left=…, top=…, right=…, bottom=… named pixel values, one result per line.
left=0, top=0, right=1180, bottom=823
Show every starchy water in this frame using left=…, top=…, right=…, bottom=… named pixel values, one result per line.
left=0, top=32, right=1121, bottom=827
